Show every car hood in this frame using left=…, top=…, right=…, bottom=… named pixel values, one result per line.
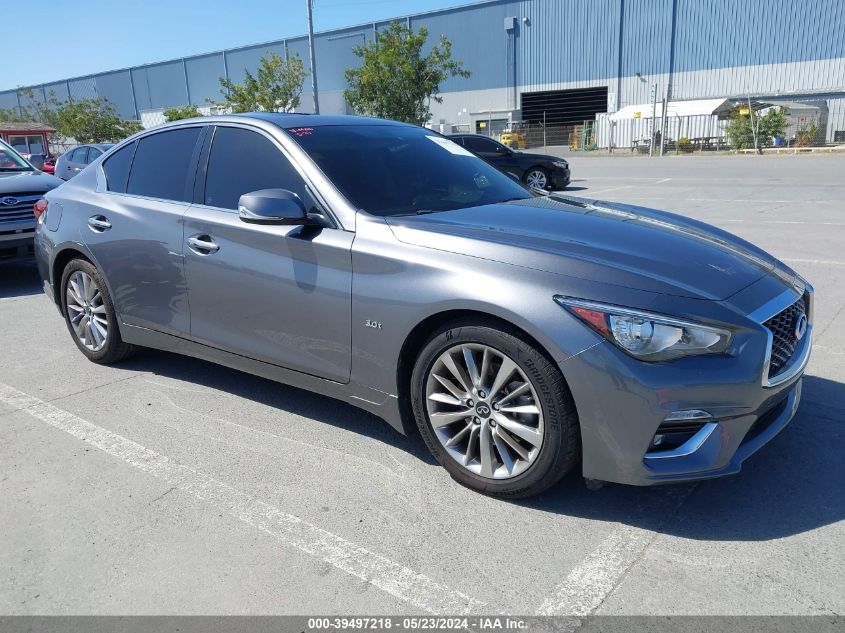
left=385, top=195, right=781, bottom=300
left=0, top=170, right=64, bottom=192
left=515, top=151, right=564, bottom=164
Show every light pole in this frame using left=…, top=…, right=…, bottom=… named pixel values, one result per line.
left=307, top=0, right=320, bottom=114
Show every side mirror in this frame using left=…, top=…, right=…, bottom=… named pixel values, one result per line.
left=238, top=189, right=308, bottom=225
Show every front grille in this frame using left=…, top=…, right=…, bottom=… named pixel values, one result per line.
left=0, top=193, right=41, bottom=224
left=764, top=297, right=806, bottom=378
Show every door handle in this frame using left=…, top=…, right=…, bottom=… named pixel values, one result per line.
left=187, top=235, right=220, bottom=254
left=87, top=215, right=111, bottom=232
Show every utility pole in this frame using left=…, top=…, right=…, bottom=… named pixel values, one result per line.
left=307, top=0, right=320, bottom=114
left=649, top=83, right=657, bottom=157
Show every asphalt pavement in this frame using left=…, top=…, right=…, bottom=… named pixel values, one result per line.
left=0, top=153, right=842, bottom=617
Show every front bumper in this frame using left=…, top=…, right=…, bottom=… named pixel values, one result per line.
left=0, top=224, right=35, bottom=258
left=561, top=285, right=812, bottom=486
left=549, top=167, right=571, bottom=190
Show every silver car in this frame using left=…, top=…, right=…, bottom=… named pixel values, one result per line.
left=54, top=144, right=114, bottom=180
left=34, top=114, right=812, bottom=497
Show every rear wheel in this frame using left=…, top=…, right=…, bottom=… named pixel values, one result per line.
left=411, top=321, right=580, bottom=498
left=61, top=258, right=136, bottom=364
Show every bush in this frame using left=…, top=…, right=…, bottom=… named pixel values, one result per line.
left=164, top=105, right=201, bottom=122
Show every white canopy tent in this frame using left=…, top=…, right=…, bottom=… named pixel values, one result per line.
left=609, top=98, right=735, bottom=120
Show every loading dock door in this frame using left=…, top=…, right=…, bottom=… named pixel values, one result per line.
left=521, top=87, right=609, bottom=124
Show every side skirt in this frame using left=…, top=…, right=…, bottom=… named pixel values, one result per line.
left=120, top=323, right=405, bottom=434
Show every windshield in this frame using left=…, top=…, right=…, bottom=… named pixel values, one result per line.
left=285, top=124, right=532, bottom=216
left=0, top=140, right=34, bottom=171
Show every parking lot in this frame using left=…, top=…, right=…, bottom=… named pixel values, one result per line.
left=1, top=154, right=843, bottom=617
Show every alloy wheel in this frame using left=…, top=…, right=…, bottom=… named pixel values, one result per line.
left=65, top=271, right=109, bottom=351
left=425, top=343, right=544, bottom=479
left=525, top=169, right=548, bottom=189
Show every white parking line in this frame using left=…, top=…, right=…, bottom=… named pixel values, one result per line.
left=535, top=486, right=694, bottom=617
left=0, top=382, right=486, bottom=615
left=535, top=524, right=655, bottom=616
left=783, top=258, right=845, bottom=267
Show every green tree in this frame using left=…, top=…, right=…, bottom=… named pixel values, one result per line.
left=163, top=105, right=202, bottom=122
left=726, top=105, right=788, bottom=150
left=1, top=88, right=140, bottom=143
left=50, top=98, right=142, bottom=143
left=344, top=21, right=470, bottom=125
left=216, top=52, right=305, bottom=113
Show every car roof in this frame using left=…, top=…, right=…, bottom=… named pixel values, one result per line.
left=240, top=112, right=411, bottom=129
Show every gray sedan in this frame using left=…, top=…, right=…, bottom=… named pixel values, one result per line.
left=54, top=143, right=113, bottom=180
left=33, top=114, right=812, bottom=498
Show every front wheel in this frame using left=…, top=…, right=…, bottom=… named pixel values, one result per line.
left=411, top=322, right=580, bottom=498
left=523, top=167, right=549, bottom=190
left=61, top=258, right=136, bottom=364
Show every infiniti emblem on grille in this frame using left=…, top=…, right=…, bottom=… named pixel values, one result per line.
left=1, top=196, right=18, bottom=206
left=794, top=313, right=808, bottom=341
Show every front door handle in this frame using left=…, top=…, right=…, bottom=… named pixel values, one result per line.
left=187, top=235, right=220, bottom=254
left=87, top=215, right=111, bottom=232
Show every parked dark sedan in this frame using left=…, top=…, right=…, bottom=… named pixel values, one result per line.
left=450, top=133, right=570, bottom=190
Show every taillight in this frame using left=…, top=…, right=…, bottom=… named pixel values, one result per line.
left=33, top=198, right=48, bottom=223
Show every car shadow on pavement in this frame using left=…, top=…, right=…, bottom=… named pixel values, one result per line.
left=117, top=349, right=438, bottom=465
left=119, top=348, right=843, bottom=541
left=0, top=257, right=42, bottom=299
left=522, top=373, right=845, bottom=542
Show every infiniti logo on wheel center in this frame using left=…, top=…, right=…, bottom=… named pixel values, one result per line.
left=475, top=403, right=491, bottom=418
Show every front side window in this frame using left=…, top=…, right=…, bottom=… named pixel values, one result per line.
left=204, top=126, right=306, bottom=211
left=464, top=136, right=503, bottom=154
left=102, top=142, right=136, bottom=193
left=287, top=125, right=530, bottom=216
left=127, top=127, right=202, bottom=202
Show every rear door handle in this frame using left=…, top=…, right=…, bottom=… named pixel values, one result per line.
left=87, top=215, right=111, bottom=232
left=187, top=235, right=220, bottom=254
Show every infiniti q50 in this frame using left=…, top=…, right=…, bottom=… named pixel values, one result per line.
left=34, top=114, right=812, bottom=498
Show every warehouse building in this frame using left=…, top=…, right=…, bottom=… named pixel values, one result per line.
left=2, top=0, right=844, bottom=146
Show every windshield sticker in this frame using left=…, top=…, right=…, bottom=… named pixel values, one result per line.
left=426, top=135, right=475, bottom=157
left=288, top=127, right=314, bottom=137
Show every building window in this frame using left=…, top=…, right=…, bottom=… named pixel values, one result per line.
left=7, top=134, right=46, bottom=155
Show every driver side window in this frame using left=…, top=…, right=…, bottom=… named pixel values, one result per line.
left=204, top=126, right=306, bottom=211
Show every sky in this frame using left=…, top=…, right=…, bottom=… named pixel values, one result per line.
left=4, top=0, right=471, bottom=90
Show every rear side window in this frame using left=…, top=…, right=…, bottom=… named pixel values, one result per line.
left=204, top=126, right=305, bottom=210
left=88, top=148, right=103, bottom=163
left=71, top=147, right=89, bottom=163
left=102, top=142, right=136, bottom=193
left=127, top=127, right=202, bottom=201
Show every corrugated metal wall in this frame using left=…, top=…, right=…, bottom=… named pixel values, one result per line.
left=2, top=0, right=843, bottom=135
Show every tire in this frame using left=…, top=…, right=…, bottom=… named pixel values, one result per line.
left=60, top=258, right=136, bottom=364
left=410, top=320, right=580, bottom=498
left=523, top=167, right=549, bottom=190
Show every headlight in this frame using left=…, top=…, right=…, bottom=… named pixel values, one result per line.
left=552, top=160, right=568, bottom=169
left=554, top=296, right=732, bottom=361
